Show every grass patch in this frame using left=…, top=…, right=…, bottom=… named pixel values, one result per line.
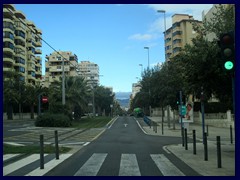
left=3, top=144, right=71, bottom=154
left=71, top=116, right=112, bottom=129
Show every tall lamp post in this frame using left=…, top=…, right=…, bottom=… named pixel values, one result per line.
left=139, top=64, right=143, bottom=75
left=62, top=57, right=65, bottom=105
left=144, top=47, right=150, bottom=69
left=144, top=46, right=151, bottom=116
left=158, top=10, right=170, bottom=127
left=157, top=10, right=166, bottom=62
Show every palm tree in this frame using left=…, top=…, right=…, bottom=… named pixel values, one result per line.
left=3, top=71, right=21, bottom=120
left=65, top=76, right=90, bottom=120
left=25, top=84, right=44, bottom=119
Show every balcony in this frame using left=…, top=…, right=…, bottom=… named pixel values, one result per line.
left=3, top=67, right=14, bottom=72
left=3, top=37, right=14, bottom=45
left=3, top=47, right=14, bottom=55
left=35, top=49, right=42, bottom=54
left=3, top=57, right=14, bottom=64
left=14, top=10, right=26, bottom=20
left=28, top=74, right=35, bottom=80
left=35, top=41, right=42, bottom=47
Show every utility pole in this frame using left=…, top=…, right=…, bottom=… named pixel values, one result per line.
left=62, top=57, right=65, bottom=105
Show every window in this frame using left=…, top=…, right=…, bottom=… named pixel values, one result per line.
left=3, top=41, right=14, bottom=50
left=173, top=39, right=182, bottom=44
left=19, top=67, right=25, bottom=73
left=3, top=31, right=14, bottom=40
left=172, top=31, right=182, bottom=37
left=172, top=22, right=180, bottom=29
left=173, top=47, right=182, bottom=53
left=3, top=21, right=14, bottom=30
left=57, top=56, right=61, bottom=61
left=15, top=57, right=25, bottom=64
left=15, top=30, right=26, bottom=39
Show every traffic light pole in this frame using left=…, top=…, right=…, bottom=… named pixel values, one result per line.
left=232, top=75, right=235, bottom=122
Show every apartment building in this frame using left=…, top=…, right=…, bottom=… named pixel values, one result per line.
left=3, top=4, right=42, bottom=85
left=43, top=51, right=79, bottom=87
left=131, top=82, right=141, bottom=99
left=202, top=4, right=235, bottom=42
left=78, top=61, right=99, bottom=87
left=164, top=14, right=202, bottom=61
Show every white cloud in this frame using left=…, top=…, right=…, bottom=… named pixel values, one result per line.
left=128, top=33, right=156, bottom=41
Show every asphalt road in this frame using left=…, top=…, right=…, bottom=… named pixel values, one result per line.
left=45, top=116, right=201, bottom=176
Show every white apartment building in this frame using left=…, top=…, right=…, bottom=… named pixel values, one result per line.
left=131, top=82, right=141, bottom=99
left=78, top=61, right=99, bottom=87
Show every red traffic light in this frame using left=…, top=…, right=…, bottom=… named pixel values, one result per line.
left=221, top=34, right=234, bottom=45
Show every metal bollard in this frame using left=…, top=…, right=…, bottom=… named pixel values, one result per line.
left=40, top=134, right=44, bottom=169
left=217, top=136, right=222, bottom=168
left=204, top=132, right=208, bottom=161
left=55, top=130, right=59, bottom=159
left=230, top=125, right=233, bottom=144
left=193, top=130, right=196, bottom=155
left=182, top=127, right=185, bottom=147
left=185, top=128, right=188, bottom=150
left=206, top=125, right=209, bottom=136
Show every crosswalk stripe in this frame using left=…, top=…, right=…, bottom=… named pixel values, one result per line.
left=151, top=154, right=185, bottom=176
left=3, top=154, right=21, bottom=162
left=3, top=154, right=48, bottom=176
left=119, top=154, right=141, bottom=176
left=25, top=154, right=72, bottom=176
left=74, top=153, right=107, bottom=176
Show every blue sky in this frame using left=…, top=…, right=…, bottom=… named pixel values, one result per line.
left=14, top=4, right=213, bottom=92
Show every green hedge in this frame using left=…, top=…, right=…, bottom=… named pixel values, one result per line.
left=35, top=113, right=71, bottom=127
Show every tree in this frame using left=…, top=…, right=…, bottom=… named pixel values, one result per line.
left=25, top=84, right=43, bottom=119
left=3, top=71, right=23, bottom=120
left=94, top=86, right=114, bottom=116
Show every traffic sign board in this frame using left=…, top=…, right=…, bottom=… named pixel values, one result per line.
left=181, top=105, right=186, bottom=115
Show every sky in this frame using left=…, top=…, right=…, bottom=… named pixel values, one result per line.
left=14, top=4, right=213, bottom=92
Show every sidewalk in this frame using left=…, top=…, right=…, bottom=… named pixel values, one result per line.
left=137, top=116, right=235, bottom=176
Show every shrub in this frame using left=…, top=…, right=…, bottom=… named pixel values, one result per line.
left=35, top=113, right=71, bottom=127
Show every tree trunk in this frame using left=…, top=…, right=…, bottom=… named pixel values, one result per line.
left=30, top=104, right=34, bottom=119
left=7, top=102, right=13, bottom=120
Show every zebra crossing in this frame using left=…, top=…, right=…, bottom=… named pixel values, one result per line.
left=3, top=153, right=185, bottom=176
left=3, top=154, right=72, bottom=176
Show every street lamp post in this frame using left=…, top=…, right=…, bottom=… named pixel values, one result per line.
left=62, top=57, right=65, bottom=105
left=144, top=46, right=151, bottom=116
left=144, top=47, right=150, bottom=69
left=157, top=10, right=167, bottom=62
left=139, top=64, right=143, bottom=75
left=158, top=10, right=170, bottom=128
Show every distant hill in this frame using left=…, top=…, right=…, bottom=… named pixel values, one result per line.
left=115, top=92, right=131, bottom=108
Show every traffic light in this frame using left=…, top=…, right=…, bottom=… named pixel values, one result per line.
left=176, top=92, right=186, bottom=105
left=219, top=31, right=235, bottom=71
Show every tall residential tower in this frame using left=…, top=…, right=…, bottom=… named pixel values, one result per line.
left=3, top=4, right=42, bottom=85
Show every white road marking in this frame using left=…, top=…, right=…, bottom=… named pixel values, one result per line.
left=25, top=154, right=72, bottom=176
left=3, top=154, right=48, bottom=176
left=124, top=124, right=128, bottom=127
left=74, top=153, right=107, bottom=176
left=163, top=146, right=171, bottom=154
left=119, top=154, right=141, bottom=176
left=151, top=154, right=185, bottom=176
left=3, top=154, right=21, bottom=162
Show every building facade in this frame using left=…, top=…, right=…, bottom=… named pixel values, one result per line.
left=164, top=14, right=202, bottom=61
left=43, top=51, right=79, bottom=87
left=3, top=4, right=42, bottom=85
left=78, top=61, right=99, bottom=87
left=131, top=82, right=141, bottom=99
